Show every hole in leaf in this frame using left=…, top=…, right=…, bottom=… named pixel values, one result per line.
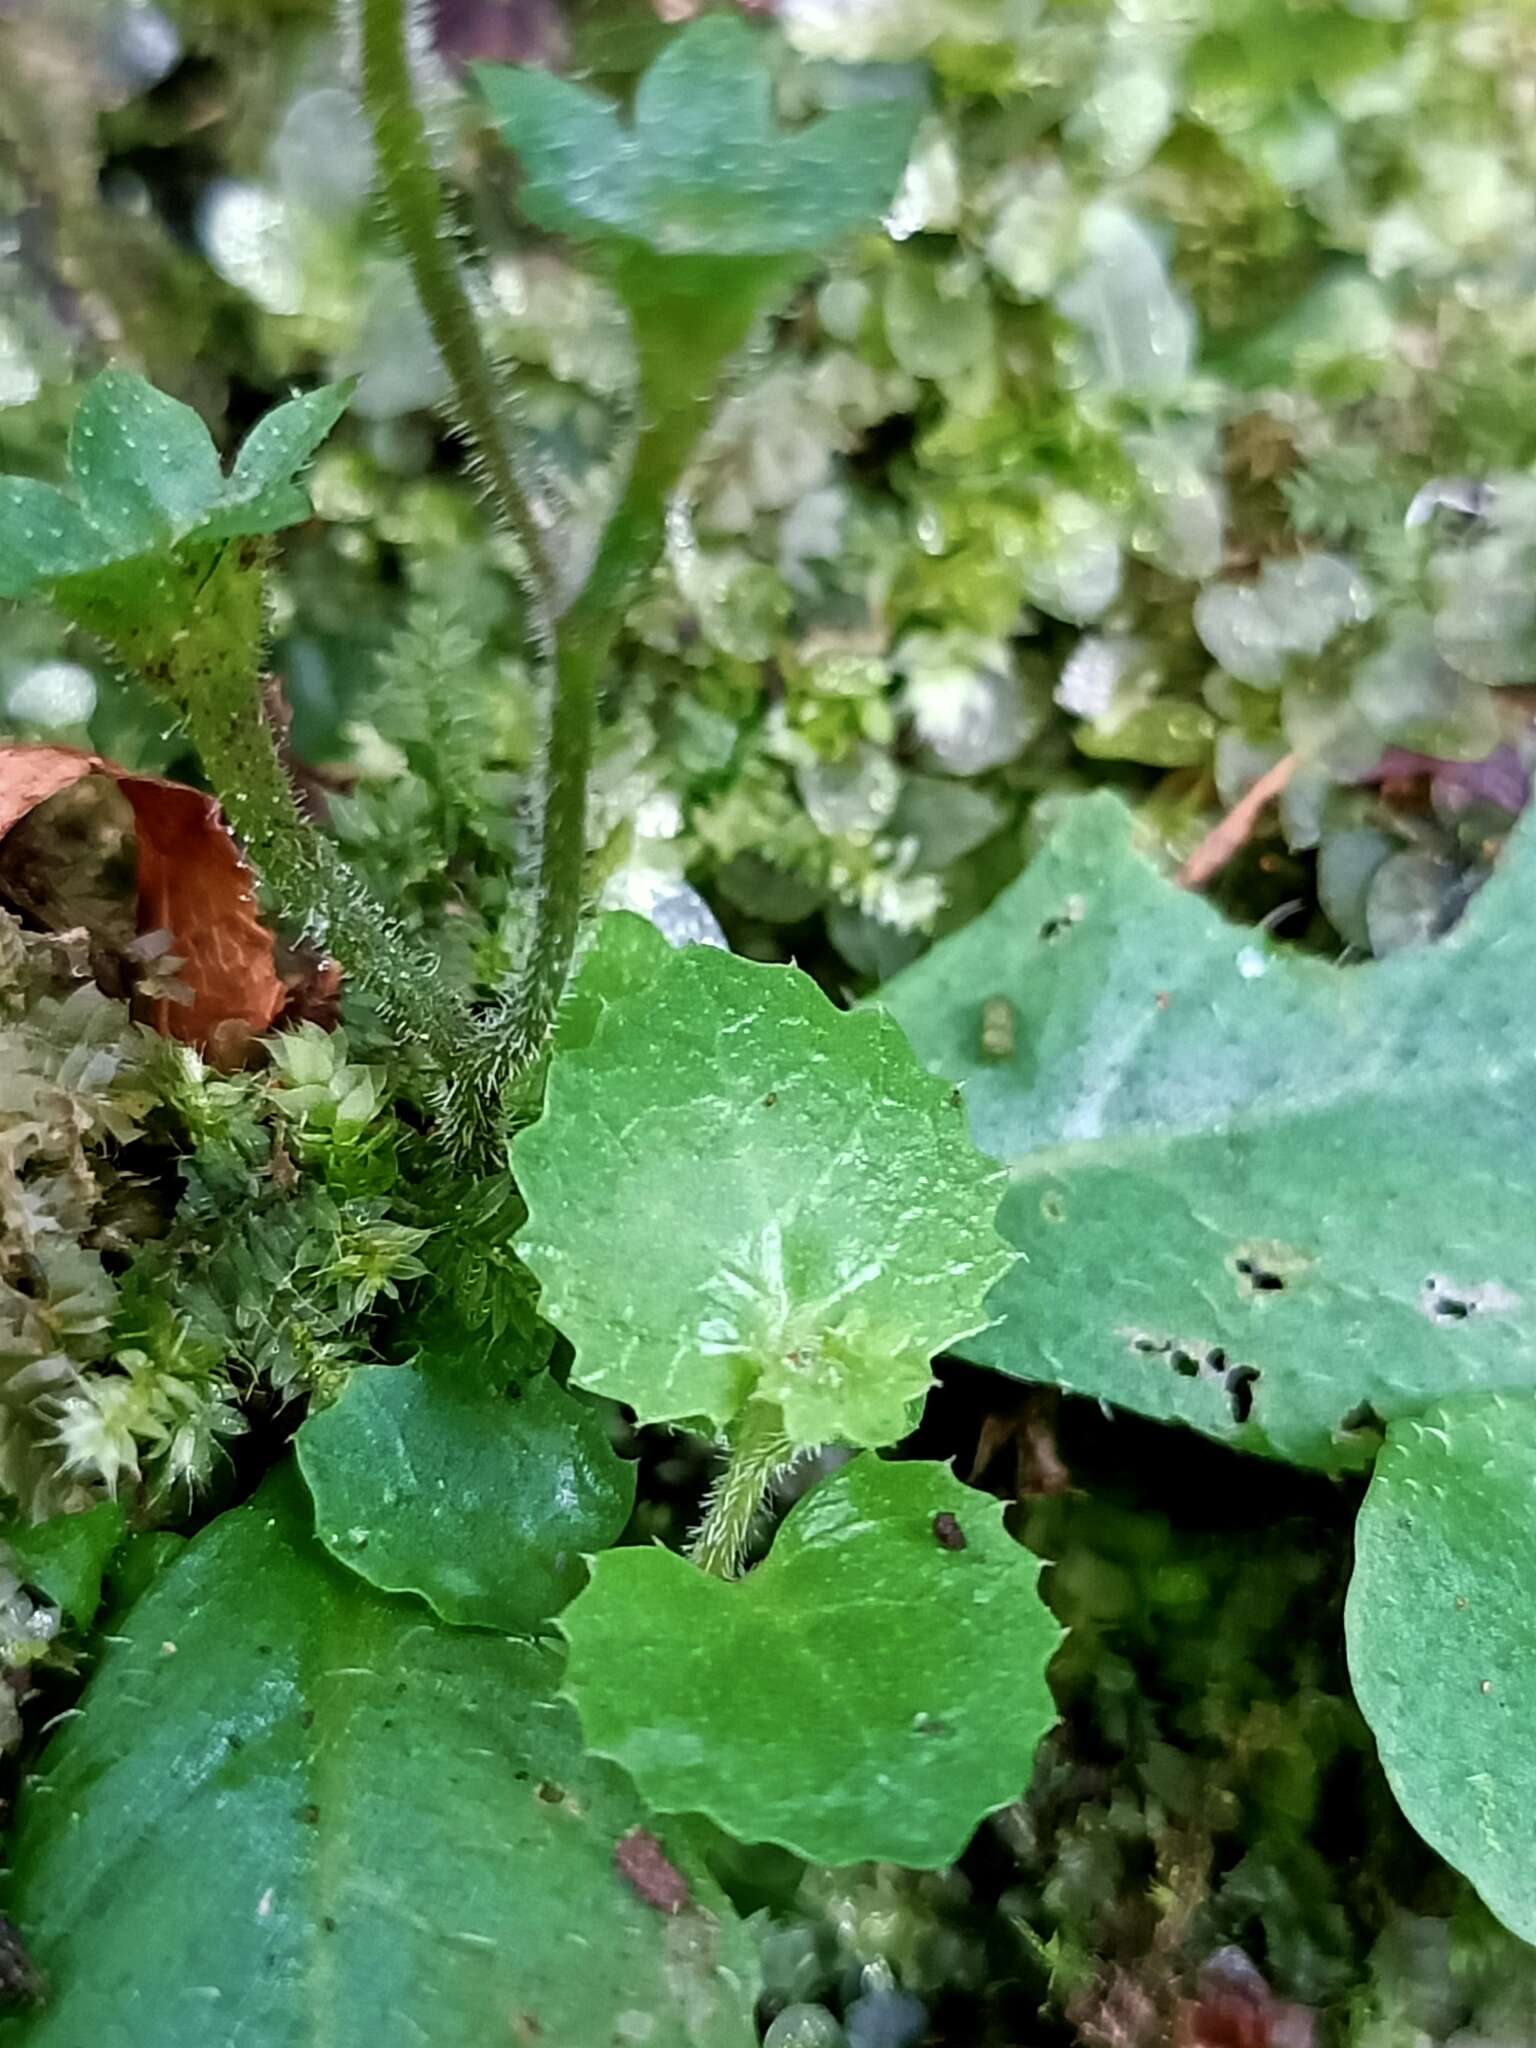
left=1037, top=895, right=1083, bottom=942
left=1419, top=1275, right=1520, bottom=1322
left=1338, top=1400, right=1386, bottom=1445
left=1225, top=1366, right=1260, bottom=1424
left=1235, top=1256, right=1285, bottom=1293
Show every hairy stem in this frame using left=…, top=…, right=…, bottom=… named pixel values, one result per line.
left=178, top=685, right=468, bottom=1073
left=460, top=411, right=703, bottom=1135
left=348, top=0, right=745, bottom=1150
left=70, top=546, right=473, bottom=1072
left=689, top=1403, right=798, bottom=1580
left=352, top=0, right=555, bottom=633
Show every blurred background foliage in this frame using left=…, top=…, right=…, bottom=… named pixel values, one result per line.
left=6, top=0, right=1536, bottom=998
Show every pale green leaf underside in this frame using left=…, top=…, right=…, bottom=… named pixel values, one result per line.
left=561, top=1455, right=1060, bottom=1867
left=515, top=945, right=1011, bottom=1447
left=0, top=373, right=349, bottom=600
left=1346, top=1393, right=1536, bottom=1945
left=476, top=17, right=917, bottom=262
left=881, top=792, right=1536, bottom=1472
left=0, top=1468, right=756, bottom=2047
left=297, top=1355, right=635, bottom=1634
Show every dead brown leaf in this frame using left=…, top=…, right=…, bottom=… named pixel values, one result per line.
left=0, top=743, right=285, bottom=1050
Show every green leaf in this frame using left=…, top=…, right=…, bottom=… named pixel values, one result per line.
left=297, top=1341, right=635, bottom=1634
left=880, top=792, right=1536, bottom=1472
left=0, top=482, right=104, bottom=599
left=477, top=18, right=917, bottom=263
left=3, top=1502, right=125, bottom=1628
left=1346, top=1393, right=1536, bottom=1945
left=229, top=382, right=354, bottom=497
left=2, top=1468, right=757, bottom=2047
left=515, top=945, right=1011, bottom=1447
left=555, top=911, right=673, bottom=1055
left=0, top=373, right=350, bottom=603
left=67, top=371, right=223, bottom=550
left=477, top=19, right=916, bottom=423
left=561, top=1455, right=1060, bottom=1867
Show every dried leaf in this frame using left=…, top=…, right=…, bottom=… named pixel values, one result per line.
left=0, top=743, right=284, bottom=1048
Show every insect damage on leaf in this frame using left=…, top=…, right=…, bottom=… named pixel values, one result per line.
left=881, top=791, right=1536, bottom=1473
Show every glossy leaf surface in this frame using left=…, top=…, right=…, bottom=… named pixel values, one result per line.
left=298, top=1344, right=634, bottom=1633
left=0, top=1469, right=756, bottom=2047
left=516, top=945, right=1011, bottom=1447
left=561, top=1456, right=1059, bottom=1866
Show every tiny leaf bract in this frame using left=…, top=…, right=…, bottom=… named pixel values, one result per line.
left=476, top=17, right=918, bottom=264
left=0, top=373, right=349, bottom=602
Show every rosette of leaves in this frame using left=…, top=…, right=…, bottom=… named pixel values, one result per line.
left=0, top=372, right=349, bottom=690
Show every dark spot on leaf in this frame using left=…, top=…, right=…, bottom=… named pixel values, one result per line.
left=932, top=1512, right=967, bottom=1551
left=302, top=1804, right=320, bottom=1826
left=1417, top=1274, right=1520, bottom=1323
left=614, top=1827, right=692, bottom=1916
left=1129, top=1334, right=1259, bottom=1424
left=537, top=1782, right=565, bottom=1804
left=1235, top=1256, right=1284, bottom=1293
left=914, top=1714, right=953, bottom=1737
left=300, top=1710, right=314, bottom=1729
left=227, top=1733, right=243, bottom=1751
left=762, top=1092, right=777, bottom=1107
left=1226, top=1366, right=1260, bottom=1424
left=1423, top=1280, right=1472, bottom=1321
left=322, top=1917, right=337, bottom=1935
